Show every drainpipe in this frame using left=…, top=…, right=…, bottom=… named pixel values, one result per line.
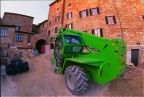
left=112, top=0, right=124, bottom=40
left=61, top=0, right=66, bottom=28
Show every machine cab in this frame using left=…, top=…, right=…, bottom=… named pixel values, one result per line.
left=54, top=34, right=84, bottom=67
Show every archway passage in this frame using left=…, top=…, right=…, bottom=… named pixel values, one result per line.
left=35, top=39, right=47, bottom=54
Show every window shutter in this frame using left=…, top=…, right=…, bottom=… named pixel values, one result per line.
left=86, top=10, right=88, bottom=16
left=71, top=12, right=73, bottom=18
left=71, top=23, right=73, bottom=29
left=90, top=9, right=92, bottom=16
left=113, top=16, right=116, bottom=24
left=100, top=28, right=103, bottom=37
left=97, top=7, right=100, bottom=14
left=79, top=11, right=82, bottom=18
left=105, top=17, right=108, bottom=24
left=92, top=29, right=95, bottom=34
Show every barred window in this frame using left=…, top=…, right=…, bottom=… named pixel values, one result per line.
left=67, top=12, right=72, bottom=19
left=0, top=28, right=8, bottom=37
left=55, top=27, right=58, bottom=33
left=90, top=7, right=100, bottom=16
left=66, top=23, right=73, bottom=29
left=105, top=16, right=116, bottom=25
left=16, top=34, right=24, bottom=42
left=92, top=28, right=103, bottom=37
left=55, top=16, right=60, bottom=22
left=79, top=10, right=88, bottom=18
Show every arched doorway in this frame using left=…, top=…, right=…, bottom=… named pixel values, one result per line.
left=35, top=39, right=47, bottom=54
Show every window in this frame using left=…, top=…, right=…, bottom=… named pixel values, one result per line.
left=55, top=16, right=60, bottom=22
left=15, top=26, right=20, bottom=31
left=57, top=7, right=59, bottom=11
left=142, top=15, right=144, bottom=20
left=16, top=34, right=24, bottom=42
left=105, top=16, right=116, bottom=25
left=116, top=35, right=122, bottom=39
left=67, top=12, right=72, bottom=19
left=66, top=23, right=73, bottom=29
left=27, top=35, right=31, bottom=43
left=68, top=3, right=71, bottom=7
left=0, top=28, right=8, bottom=37
left=83, top=30, right=87, bottom=33
left=90, top=7, right=100, bottom=16
left=55, top=27, right=58, bottom=33
left=92, top=28, right=103, bottom=37
left=79, top=10, right=88, bottom=18
left=48, top=30, right=50, bottom=36
left=49, top=20, right=51, bottom=25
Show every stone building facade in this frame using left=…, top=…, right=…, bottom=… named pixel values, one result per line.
left=0, top=12, right=50, bottom=54
left=48, top=0, right=144, bottom=45
left=1, top=12, right=34, bottom=48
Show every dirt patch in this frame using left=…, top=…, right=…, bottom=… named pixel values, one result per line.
left=107, top=67, right=144, bottom=96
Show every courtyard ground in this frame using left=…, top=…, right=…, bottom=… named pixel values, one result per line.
left=1, top=54, right=144, bottom=96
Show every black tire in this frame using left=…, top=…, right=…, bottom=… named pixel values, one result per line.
left=65, top=65, right=88, bottom=95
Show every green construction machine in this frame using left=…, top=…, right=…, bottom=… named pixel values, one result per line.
left=51, top=28, right=126, bottom=94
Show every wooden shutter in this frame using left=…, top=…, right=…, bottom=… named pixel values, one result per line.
left=100, top=28, right=103, bottom=37
left=92, top=29, right=95, bottom=34
left=97, top=7, right=100, bottom=14
left=113, top=16, right=116, bottom=24
left=89, top=9, right=92, bottom=16
left=79, top=11, right=82, bottom=18
left=105, top=17, right=109, bottom=24
left=86, top=10, right=88, bottom=16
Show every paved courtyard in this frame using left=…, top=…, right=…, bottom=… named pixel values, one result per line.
left=1, top=54, right=144, bottom=96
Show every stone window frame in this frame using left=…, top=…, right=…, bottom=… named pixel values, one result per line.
left=55, top=16, right=60, bottom=22
left=89, top=7, right=100, bottom=16
left=79, top=10, right=88, bottom=18
left=0, top=28, right=8, bottom=37
left=105, top=16, right=116, bottom=25
left=66, top=23, right=73, bottom=29
left=16, top=34, right=24, bottom=42
left=67, top=12, right=73, bottom=19
left=92, top=28, right=103, bottom=37
left=55, top=27, right=58, bottom=33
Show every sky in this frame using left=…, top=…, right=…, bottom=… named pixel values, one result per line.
left=1, top=0, right=54, bottom=24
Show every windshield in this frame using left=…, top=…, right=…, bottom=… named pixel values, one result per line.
left=65, top=46, right=83, bottom=54
left=64, top=35, right=82, bottom=44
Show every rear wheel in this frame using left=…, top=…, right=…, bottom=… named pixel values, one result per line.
left=65, top=65, right=88, bottom=95
left=51, top=58, right=57, bottom=73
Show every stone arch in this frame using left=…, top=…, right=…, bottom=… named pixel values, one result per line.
left=35, top=39, right=47, bottom=54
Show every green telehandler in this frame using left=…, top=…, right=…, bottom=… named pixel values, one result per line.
left=51, top=28, right=126, bottom=94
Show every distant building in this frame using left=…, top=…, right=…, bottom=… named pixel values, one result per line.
left=0, top=12, right=50, bottom=54
left=48, top=0, right=144, bottom=45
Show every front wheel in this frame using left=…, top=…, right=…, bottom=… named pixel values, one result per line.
left=65, top=65, right=88, bottom=95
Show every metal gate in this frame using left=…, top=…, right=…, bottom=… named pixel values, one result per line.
left=131, top=49, right=139, bottom=66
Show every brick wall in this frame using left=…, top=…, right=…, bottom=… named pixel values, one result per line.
left=13, top=33, right=33, bottom=48
left=2, top=12, right=34, bottom=32
left=0, top=27, right=15, bottom=48
left=48, top=0, right=144, bottom=45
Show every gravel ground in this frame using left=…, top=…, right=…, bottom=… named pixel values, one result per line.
left=1, top=54, right=144, bottom=96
